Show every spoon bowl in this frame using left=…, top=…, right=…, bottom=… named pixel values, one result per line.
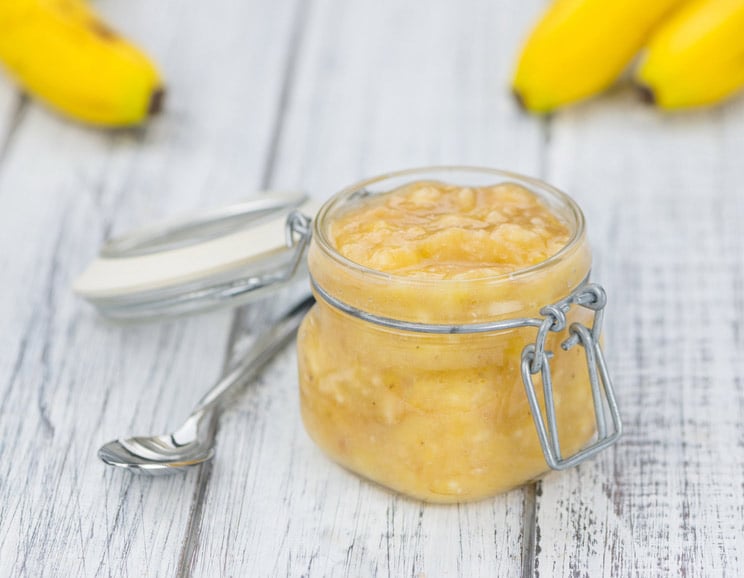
left=98, top=439, right=214, bottom=475
left=98, top=295, right=314, bottom=475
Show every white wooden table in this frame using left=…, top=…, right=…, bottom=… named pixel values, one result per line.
left=2, top=0, right=743, bottom=575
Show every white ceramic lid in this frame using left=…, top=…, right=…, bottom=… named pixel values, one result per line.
left=74, top=192, right=319, bottom=321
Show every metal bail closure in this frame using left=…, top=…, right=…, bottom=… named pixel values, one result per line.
left=283, top=209, right=313, bottom=279
left=520, top=284, right=623, bottom=471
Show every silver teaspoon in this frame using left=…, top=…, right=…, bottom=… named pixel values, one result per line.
left=98, top=294, right=314, bottom=475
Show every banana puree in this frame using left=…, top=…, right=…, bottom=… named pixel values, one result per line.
left=298, top=179, right=597, bottom=502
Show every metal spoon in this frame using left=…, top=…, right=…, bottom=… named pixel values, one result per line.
left=98, top=294, right=314, bottom=475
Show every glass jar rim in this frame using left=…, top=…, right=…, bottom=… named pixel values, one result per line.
left=312, top=165, right=587, bottom=286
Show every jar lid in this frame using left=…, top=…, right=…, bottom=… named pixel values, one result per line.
left=74, top=192, right=319, bottom=321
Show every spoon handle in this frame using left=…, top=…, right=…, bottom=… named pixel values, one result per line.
left=192, top=294, right=315, bottom=415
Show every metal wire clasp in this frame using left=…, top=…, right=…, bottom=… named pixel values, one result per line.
left=284, top=210, right=313, bottom=277
left=520, top=284, right=622, bottom=470
left=310, top=275, right=623, bottom=471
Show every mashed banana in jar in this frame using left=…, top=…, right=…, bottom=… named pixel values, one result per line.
left=298, top=176, right=597, bottom=502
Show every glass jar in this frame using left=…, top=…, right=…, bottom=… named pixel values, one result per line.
left=297, top=167, right=621, bottom=503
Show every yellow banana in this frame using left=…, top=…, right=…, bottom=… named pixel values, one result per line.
left=636, top=0, right=744, bottom=109
left=513, top=0, right=685, bottom=113
left=0, top=0, right=164, bottom=127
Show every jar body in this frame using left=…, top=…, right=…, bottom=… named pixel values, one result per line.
left=297, top=168, right=599, bottom=502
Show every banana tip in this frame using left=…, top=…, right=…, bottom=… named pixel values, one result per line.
left=512, top=89, right=527, bottom=111
left=637, top=85, right=656, bottom=106
left=511, top=88, right=554, bottom=116
left=148, top=88, right=166, bottom=116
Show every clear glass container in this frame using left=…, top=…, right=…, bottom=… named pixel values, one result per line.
left=297, top=167, right=620, bottom=503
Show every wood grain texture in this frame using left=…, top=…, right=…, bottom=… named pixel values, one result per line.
left=275, top=0, right=546, bottom=195
left=534, top=92, right=744, bottom=576
left=0, top=0, right=301, bottom=575
left=188, top=1, right=544, bottom=576
left=4, top=0, right=744, bottom=575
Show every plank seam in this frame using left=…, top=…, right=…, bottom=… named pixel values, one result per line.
left=175, top=461, right=215, bottom=578
left=522, top=113, right=553, bottom=578
left=0, top=94, right=28, bottom=168
left=521, top=483, right=538, bottom=578
left=260, top=0, right=313, bottom=190
left=174, top=1, right=313, bottom=574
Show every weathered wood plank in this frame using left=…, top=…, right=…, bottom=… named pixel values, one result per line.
left=276, top=0, right=545, bottom=194
left=534, top=91, right=744, bottom=575
left=188, top=1, right=546, bottom=576
left=0, top=0, right=301, bottom=575
left=8, top=0, right=743, bottom=575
